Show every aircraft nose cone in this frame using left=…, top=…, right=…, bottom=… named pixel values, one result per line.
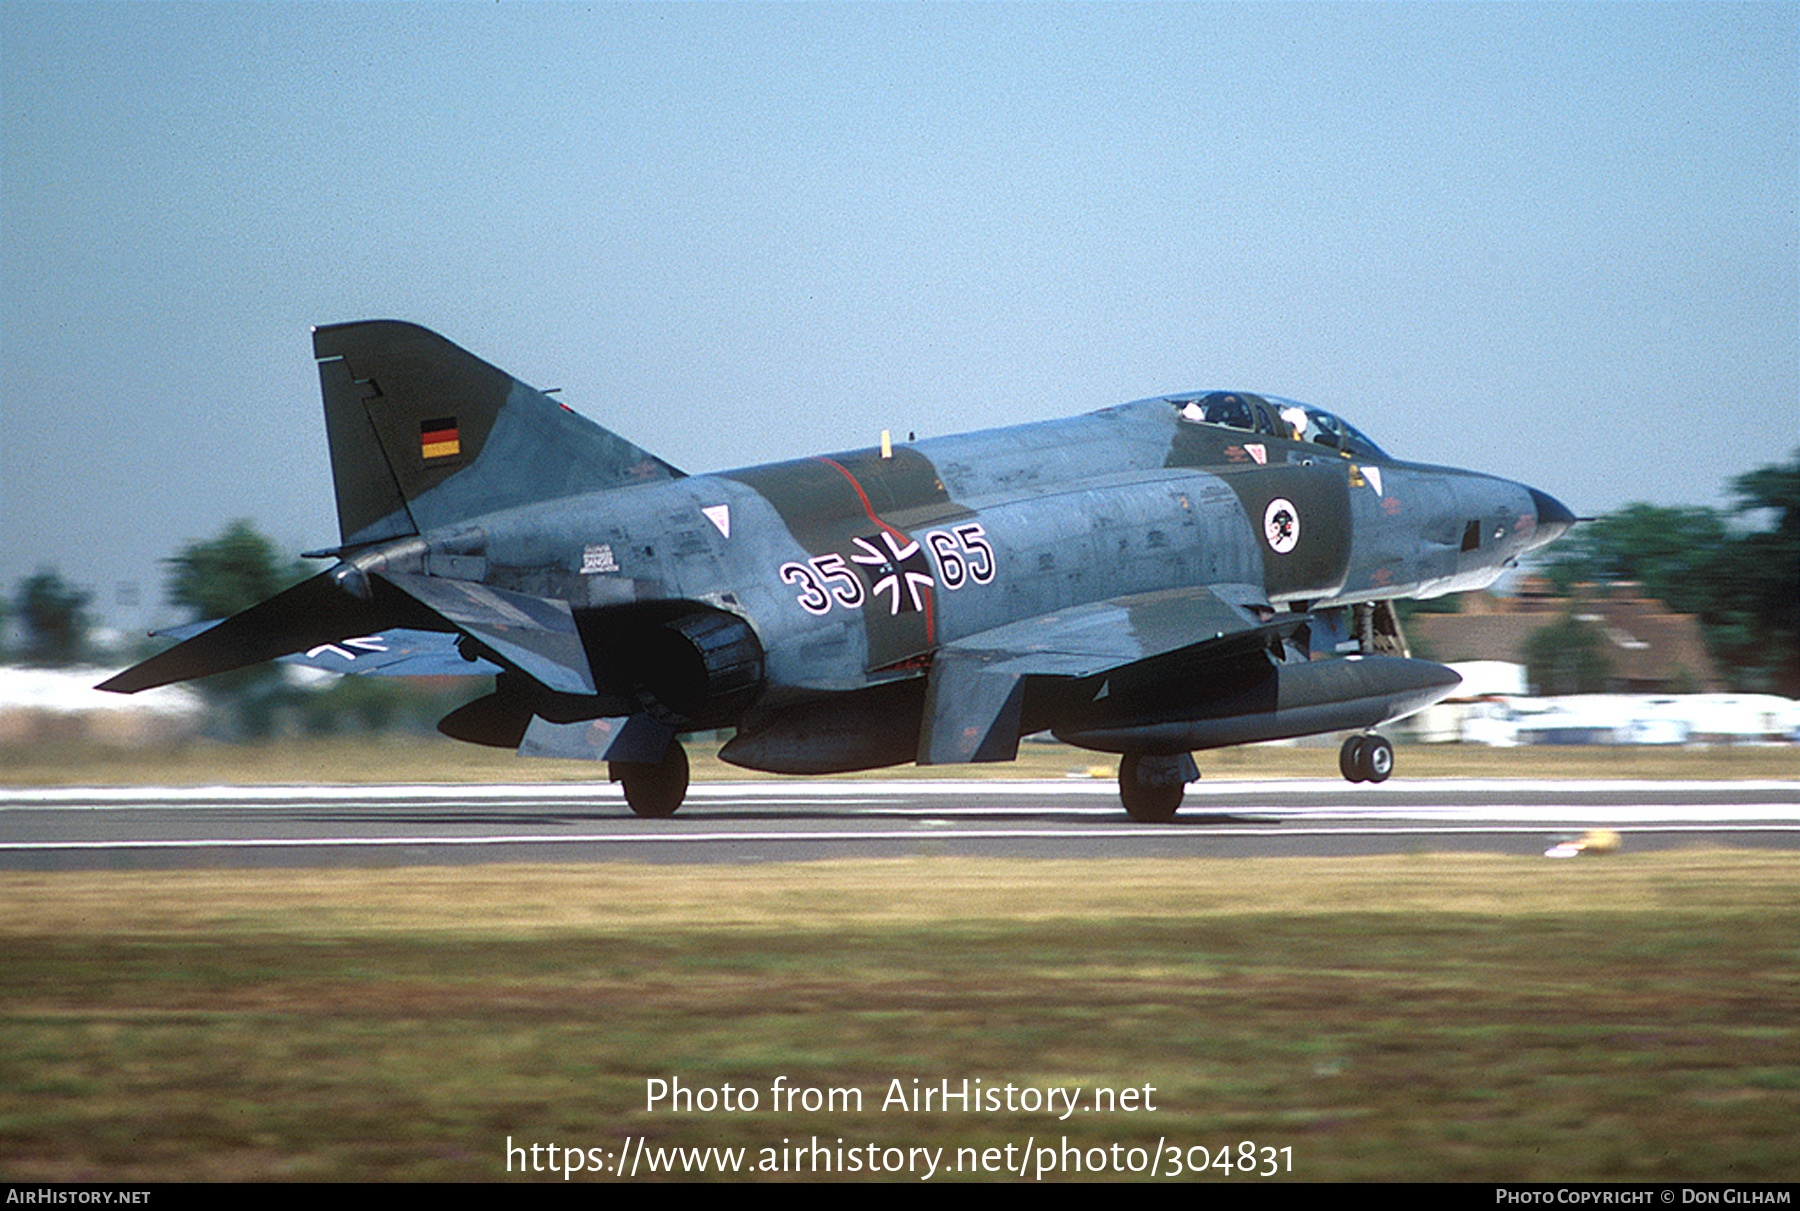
left=1527, top=487, right=1576, bottom=549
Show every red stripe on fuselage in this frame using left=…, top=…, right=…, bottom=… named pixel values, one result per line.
left=814, top=456, right=936, bottom=644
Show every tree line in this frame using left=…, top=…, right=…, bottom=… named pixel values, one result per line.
left=1536, top=452, right=1798, bottom=696
left=2, top=522, right=459, bottom=738
left=5, top=521, right=305, bottom=668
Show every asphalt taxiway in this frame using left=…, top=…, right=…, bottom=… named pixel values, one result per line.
left=3, top=779, right=1797, bottom=870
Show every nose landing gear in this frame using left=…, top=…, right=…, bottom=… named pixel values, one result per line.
left=1339, top=733, right=1393, bottom=784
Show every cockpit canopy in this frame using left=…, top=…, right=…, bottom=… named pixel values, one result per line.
left=1170, top=391, right=1388, bottom=462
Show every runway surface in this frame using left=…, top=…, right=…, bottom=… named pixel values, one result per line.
left=4, top=778, right=1797, bottom=869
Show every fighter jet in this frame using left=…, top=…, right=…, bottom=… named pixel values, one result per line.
left=100, top=321, right=1574, bottom=820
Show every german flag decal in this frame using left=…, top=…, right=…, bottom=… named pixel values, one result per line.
left=420, top=417, right=460, bottom=460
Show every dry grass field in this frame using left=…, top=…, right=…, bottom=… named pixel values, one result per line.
left=3, top=853, right=1796, bottom=1181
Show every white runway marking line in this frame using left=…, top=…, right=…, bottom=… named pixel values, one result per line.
left=4, top=780, right=1795, bottom=855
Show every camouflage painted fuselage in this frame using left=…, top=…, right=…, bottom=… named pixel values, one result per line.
left=344, top=391, right=1561, bottom=773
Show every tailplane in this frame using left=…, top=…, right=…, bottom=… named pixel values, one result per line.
left=314, top=320, right=681, bottom=547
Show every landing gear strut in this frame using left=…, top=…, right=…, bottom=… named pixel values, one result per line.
left=1118, top=752, right=1198, bottom=823
left=1339, top=733, right=1394, bottom=784
left=611, top=738, right=690, bottom=818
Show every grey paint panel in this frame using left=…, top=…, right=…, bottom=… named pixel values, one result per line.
left=940, top=583, right=1274, bottom=679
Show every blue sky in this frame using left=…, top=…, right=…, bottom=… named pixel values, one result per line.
left=4, top=2, right=1795, bottom=631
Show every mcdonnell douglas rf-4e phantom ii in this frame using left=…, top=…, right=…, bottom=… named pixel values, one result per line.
left=102, top=321, right=1575, bottom=820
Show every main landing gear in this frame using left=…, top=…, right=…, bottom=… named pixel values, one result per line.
left=1118, top=752, right=1199, bottom=823
left=1339, top=732, right=1394, bottom=784
left=610, top=738, right=690, bottom=818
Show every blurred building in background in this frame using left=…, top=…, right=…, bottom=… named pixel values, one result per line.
left=1404, top=581, right=1796, bottom=746
left=1409, top=580, right=1725, bottom=694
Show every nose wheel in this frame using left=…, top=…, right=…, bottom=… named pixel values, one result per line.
left=1339, top=733, right=1393, bottom=784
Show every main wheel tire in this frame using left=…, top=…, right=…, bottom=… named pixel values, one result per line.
left=1339, top=734, right=1368, bottom=783
left=616, top=740, right=689, bottom=818
left=1118, top=753, right=1184, bottom=823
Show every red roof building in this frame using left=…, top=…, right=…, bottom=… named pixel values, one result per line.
left=1406, top=580, right=1725, bottom=694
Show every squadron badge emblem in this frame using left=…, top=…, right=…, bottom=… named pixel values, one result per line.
left=1264, top=498, right=1300, bottom=554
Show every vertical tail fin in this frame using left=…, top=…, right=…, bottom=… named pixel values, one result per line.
left=314, top=321, right=682, bottom=547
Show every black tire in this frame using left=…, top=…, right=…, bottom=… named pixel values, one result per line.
left=616, top=740, right=689, bottom=818
left=1339, top=734, right=1368, bottom=783
left=1118, top=753, right=1184, bottom=823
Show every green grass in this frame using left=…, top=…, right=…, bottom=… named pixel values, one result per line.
left=3, top=854, right=1796, bottom=1181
